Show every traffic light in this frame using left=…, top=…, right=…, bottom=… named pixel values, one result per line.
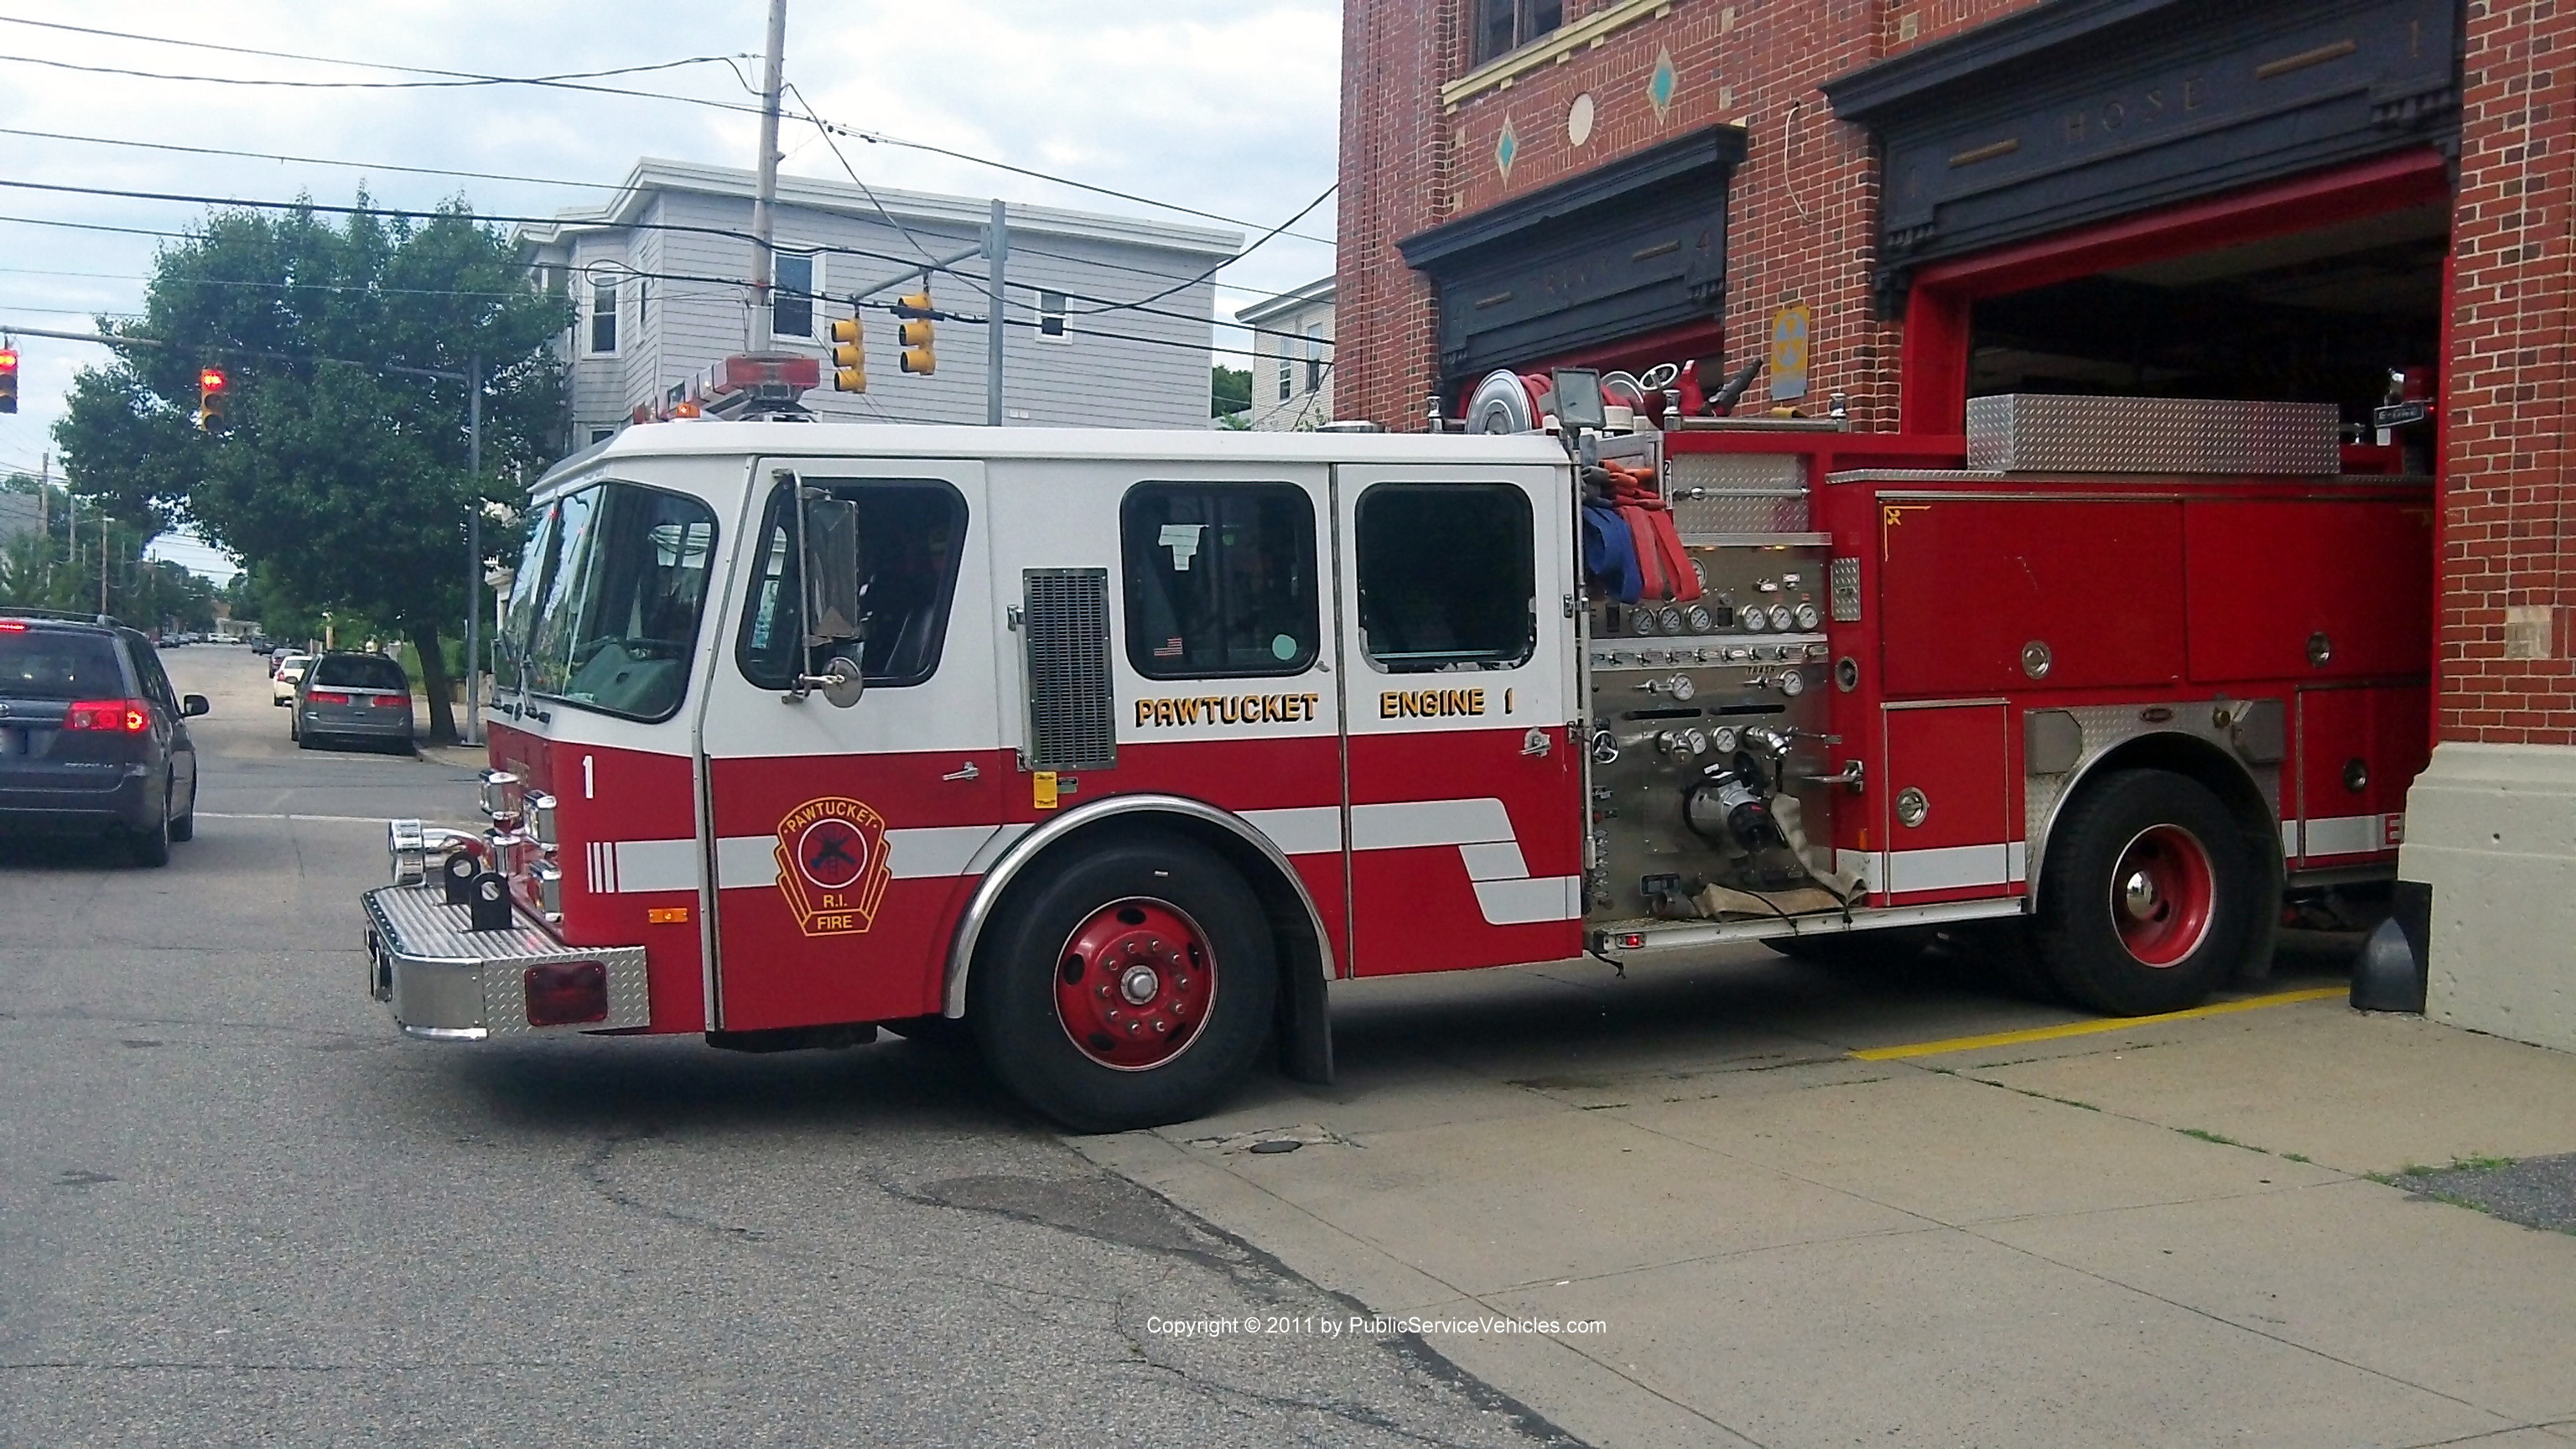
left=0, top=346, right=17, bottom=414
left=892, top=291, right=936, bottom=376
left=828, top=315, right=867, bottom=392
left=197, top=367, right=228, bottom=433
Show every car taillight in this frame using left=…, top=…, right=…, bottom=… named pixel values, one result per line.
left=65, top=699, right=151, bottom=733
left=371, top=694, right=411, bottom=709
left=0, top=621, right=25, bottom=632
left=307, top=691, right=351, bottom=706
left=523, top=961, right=608, bottom=1026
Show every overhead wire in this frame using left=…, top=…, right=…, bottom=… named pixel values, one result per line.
left=0, top=126, right=628, bottom=191
left=0, top=13, right=1333, bottom=247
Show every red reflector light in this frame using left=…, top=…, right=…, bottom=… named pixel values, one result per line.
left=65, top=698, right=151, bottom=732
left=0, top=620, right=26, bottom=632
left=371, top=693, right=411, bottom=709
left=524, top=961, right=609, bottom=1026
left=306, top=691, right=351, bottom=706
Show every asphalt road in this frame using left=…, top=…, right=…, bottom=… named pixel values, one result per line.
left=0, top=647, right=1571, bottom=1447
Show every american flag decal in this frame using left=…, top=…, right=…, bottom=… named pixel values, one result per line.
left=1153, top=636, right=1184, bottom=657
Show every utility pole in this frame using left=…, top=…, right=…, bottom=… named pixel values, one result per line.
left=464, top=352, right=483, bottom=747
left=987, top=199, right=1008, bottom=427
left=35, top=453, right=46, bottom=542
left=747, top=0, right=788, bottom=352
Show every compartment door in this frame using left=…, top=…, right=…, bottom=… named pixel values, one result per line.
left=2293, top=685, right=2427, bottom=865
left=1334, top=463, right=1581, bottom=974
left=1880, top=701, right=2015, bottom=903
left=698, top=459, right=1005, bottom=1031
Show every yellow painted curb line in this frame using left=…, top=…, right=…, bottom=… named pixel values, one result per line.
left=1852, top=986, right=2349, bottom=1062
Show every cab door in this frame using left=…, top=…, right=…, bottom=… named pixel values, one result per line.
left=697, top=458, right=1005, bottom=1031
left=1333, top=463, right=1582, bottom=974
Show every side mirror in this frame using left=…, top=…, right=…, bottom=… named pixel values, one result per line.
left=182, top=694, right=210, bottom=717
left=800, top=492, right=864, bottom=646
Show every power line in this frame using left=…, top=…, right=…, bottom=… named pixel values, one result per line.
left=0, top=126, right=626, bottom=192
left=0, top=15, right=1332, bottom=252
left=1064, top=183, right=1337, bottom=317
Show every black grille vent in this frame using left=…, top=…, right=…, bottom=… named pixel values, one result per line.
left=1021, top=569, right=1116, bottom=771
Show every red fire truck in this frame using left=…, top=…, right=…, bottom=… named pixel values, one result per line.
left=363, top=354, right=2429, bottom=1130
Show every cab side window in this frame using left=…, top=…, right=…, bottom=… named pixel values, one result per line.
left=1121, top=482, right=1318, bottom=679
left=1353, top=483, right=1535, bottom=673
left=736, top=479, right=968, bottom=690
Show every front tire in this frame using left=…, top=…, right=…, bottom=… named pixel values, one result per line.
left=970, top=835, right=1275, bottom=1132
left=2034, top=770, right=2267, bottom=1015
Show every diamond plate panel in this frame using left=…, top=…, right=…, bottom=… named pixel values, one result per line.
left=366, top=883, right=652, bottom=1034
left=1668, top=452, right=1808, bottom=533
left=1966, top=395, right=2343, bottom=475
left=1828, top=558, right=1862, bottom=623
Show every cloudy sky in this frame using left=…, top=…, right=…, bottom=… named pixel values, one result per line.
left=0, top=1, right=1343, bottom=574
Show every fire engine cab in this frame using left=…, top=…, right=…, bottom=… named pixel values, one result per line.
left=363, top=353, right=2430, bottom=1130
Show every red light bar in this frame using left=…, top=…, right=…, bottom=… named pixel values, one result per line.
left=710, top=353, right=821, bottom=393
left=0, top=620, right=26, bottom=632
left=65, top=699, right=151, bottom=733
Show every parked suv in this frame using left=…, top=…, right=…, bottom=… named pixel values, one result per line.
left=0, top=610, right=208, bottom=865
left=293, top=652, right=414, bottom=753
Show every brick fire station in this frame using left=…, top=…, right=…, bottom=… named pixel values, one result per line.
left=1340, top=0, right=2575, bottom=1045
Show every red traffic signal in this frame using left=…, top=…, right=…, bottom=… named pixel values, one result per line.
left=0, top=346, right=18, bottom=414
left=198, top=366, right=228, bottom=432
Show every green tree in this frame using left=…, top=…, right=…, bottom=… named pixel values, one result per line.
left=1212, top=363, right=1251, bottom=419
left=53, top=195, right=569, bottom=740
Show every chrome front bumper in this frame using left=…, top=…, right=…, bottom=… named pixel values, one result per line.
left=361, top=880, right=652, bottom=1041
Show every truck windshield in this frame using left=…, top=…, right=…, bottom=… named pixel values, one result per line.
left=509, top=480, right=718, bottom=722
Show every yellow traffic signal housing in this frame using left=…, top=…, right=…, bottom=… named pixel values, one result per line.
left=197, top=366, right=228, bottom=433
left=828, top=316, right=867, bottom=392
left=897, top=319, right=935, bottom=376
left=892, top=292, right=936, bottom=376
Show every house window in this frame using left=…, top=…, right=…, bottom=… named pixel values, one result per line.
left=1278, top=355, right=1294, bottom=402
left=588, top=278, right=618, bottom=355
left=1121, top=482, right=1319, bottom=679
left=1472, top=0, right=1563, bottom=66
left=589, top=428, right=616, bottom=445
left=1353, top=482, right=1535, bottom=673
left=1036, top=289, right=1069, bottom=342
left=774, top=253, right=815, bottom=339
left=1305, top=323, right=1326, bottom=394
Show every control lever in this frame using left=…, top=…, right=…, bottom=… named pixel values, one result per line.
left=1706, top=356, right=1763, bottom=415
left=1794, top=760, right=1867, bottom=791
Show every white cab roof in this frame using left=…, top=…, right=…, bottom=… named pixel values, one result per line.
left=540, top=422, right=1571, bottom=491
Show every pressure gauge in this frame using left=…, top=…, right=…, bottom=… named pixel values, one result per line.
left=1666, top=673, right=1696, bottom=702
left=1794, top=602, right=1820, bottom=631
left=1690, top=558, right=1710, bottom=591
left=1685, top=605, right=1714, bottom=633
left=1768, top=604, right=1796, bottom=631
left=1741, top=609, right=1768, bottom=633
left=1632, top=610, right=1659, bottom=636
left=1658, top=606, right=1685, bottom=635
left=1709, top=726, right=1740, bottom=755
left=1778, top=668, right=1807, bottom=697
left=1685, top=728, right=1709, bottom=755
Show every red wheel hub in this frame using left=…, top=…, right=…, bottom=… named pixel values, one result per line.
left=1053, top=897, right=1214, bottom=1070
left=2108, top=824, right=2215, bottom=968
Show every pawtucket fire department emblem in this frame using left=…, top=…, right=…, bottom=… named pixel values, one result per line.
left=773, top=797, right=893, bottom=936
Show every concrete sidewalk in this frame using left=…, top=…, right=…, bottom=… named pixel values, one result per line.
left=1083, top=949, right=2576, bottom=1448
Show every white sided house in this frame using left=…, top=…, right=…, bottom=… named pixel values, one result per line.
left=1234, top=277, right=1334, bottom=431
left=517, top=158, right=1240, bottom=447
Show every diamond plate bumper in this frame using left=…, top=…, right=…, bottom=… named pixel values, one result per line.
left=361, top=881, right=651, bottom=1041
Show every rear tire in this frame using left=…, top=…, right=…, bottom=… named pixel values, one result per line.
left=2034, top=769, right=2266, bottom=1015
left=970, top=835, right=1275, bottom=1133
left=130, top=787, right=172, bottom=869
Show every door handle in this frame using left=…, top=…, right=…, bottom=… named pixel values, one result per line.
left=942, top=761, right=980, bottom=782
